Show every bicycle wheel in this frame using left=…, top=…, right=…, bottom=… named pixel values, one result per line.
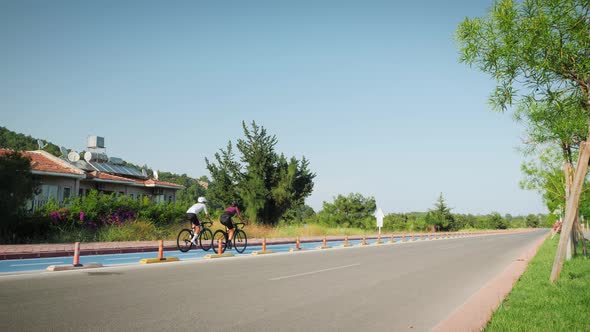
left=212, top=230, right=228, bottom=254
left=199, top=228, right=213, bottom=251
left=177, top=229, right=194, bottom=252
left=233, top=229, right=247, bottom=253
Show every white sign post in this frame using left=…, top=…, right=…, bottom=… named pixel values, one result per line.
left=374, top=208, right=384, bottom=235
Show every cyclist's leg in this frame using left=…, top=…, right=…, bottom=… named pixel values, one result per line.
left=188, top=213, right=200, bottom=242
left=220, top=213, right=235, bottom=244
left=227, top=219, right=235, bottom=242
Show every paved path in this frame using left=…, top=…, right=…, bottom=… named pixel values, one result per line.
left=0, top=229, right=547, bottom=331
left=0, top=230, right=527, bottom=260
left=0, top=235, right=377, bottom=259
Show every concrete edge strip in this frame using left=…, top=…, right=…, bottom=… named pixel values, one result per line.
left=139, top=257, right=180, bottom=264
left=251, top=250, right=276, bottom=255
left=204, top=253, right=235, bottom=259
left=46, top=263, right=103, bottom=272
left=431, top=231, right=550, bottom=332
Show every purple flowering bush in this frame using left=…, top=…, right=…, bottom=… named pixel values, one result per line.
left=34, top=190, right=185, bottom=242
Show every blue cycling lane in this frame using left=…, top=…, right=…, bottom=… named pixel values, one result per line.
left=0, top=236, right=420, bottom=274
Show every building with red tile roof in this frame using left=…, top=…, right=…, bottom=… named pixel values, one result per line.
left=0, top=148, right=184, bottom=211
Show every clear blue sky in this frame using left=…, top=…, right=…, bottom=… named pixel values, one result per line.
left=0, top=0, right=545, bottom=215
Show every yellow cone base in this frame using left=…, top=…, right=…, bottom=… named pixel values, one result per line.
left=373, top=240, right=384, bottom=245
left=204, top=253, right=235, bottom=259
left=140, top=257, right=179, bottom=264
left=252, top=250, right=276, bottom=255
left=289, top=248, right=306, bottom=252
left=339, top=244, right=354, bottom=247
left=315, top=246, right=332, bottom=250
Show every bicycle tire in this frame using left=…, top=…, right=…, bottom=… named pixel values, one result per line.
left=212, top=230, right=228, bottom=254
left=199, top=228, right=213, bottom=251
left=233, top=229, right=247, bottom=253
left=177, top=229, right=194, bottom=252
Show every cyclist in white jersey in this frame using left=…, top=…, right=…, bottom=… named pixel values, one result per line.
left=186, top=197, right=211, bottom=244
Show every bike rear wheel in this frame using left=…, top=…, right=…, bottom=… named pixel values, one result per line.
left=212, top=230, right=228, bottom=254
left=177, top=229, right=194, bottom=252
left=199, top=228, right=213, bottom=251
left=233, top=229, right=247, bottom=253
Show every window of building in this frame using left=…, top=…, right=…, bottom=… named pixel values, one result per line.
left=39, top=184, right=58, bottom=201
left=63, top=187, right=71, bottom=200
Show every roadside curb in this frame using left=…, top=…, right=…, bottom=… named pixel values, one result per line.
left=204, top=253, right=235, bottom=259
left=432, top=231, right=550, bottom=332
left=139, top=257, right=179, bottom=264
left=46, top=263, right=103, bottom=272
left=251, top=250, right=276, bottom=255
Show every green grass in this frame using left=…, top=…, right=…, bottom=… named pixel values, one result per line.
left=485, top=235, right=590, bottom=331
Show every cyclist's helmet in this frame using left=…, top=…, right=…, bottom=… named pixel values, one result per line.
left=198, top=197, right=207, bottom=203
left=231, top=200, right=239, bottom=207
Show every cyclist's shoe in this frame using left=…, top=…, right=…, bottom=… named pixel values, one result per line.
left=227, top=240, right=232, bottom=249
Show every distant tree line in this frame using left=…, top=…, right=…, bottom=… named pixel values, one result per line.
left=298, top=192, right=545, bottom=231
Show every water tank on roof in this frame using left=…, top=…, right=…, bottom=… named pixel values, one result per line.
left=84, top=151, right=108, bottom=162
left=87, top=136, right=105, bottom=149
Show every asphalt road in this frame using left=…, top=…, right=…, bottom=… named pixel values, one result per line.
left=0, top=229, right=548, bottom=332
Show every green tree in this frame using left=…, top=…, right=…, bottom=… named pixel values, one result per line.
left=457, top=0, right=590, bottom=282
left=0, top=151, right=39, bottom=241
left=490, top=212, right=508, bottom=229
left=158, top=172, right=209, bottom=207
left=206, top=121, right=315, bottom=225
left=425, top=193, right=455, bottom=231
left=0, top=151, right=37, bottom=217
left=521, top=147, right=590, bottom=219
left=205, top=141, right=242, bottom=210
left=281, top=204, right=316, bottom=224
left=525, top=214, right=540, bottom=228
left=0, top=126, right=61, bottom=156
left=317, top=193, right=376, bottom=229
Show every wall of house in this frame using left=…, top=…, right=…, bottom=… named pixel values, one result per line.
left=34, top=176, right=79, bottom=203
left=29, top=175, right=80, bottom=210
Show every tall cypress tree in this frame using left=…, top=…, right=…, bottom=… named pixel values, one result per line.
left=206, top=121, right=315, bottom=225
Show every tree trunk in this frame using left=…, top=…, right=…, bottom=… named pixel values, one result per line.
left=563, top=161, right=574, bottom=260
left=550, top=140, right=590, bottom=283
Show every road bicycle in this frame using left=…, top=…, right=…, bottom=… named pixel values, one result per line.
left=177, top=221, right=214, bottom=252
left=212, top=222, right=247, bottom=254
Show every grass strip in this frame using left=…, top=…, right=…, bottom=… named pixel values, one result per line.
left=485, top=235, right=590, bottom=331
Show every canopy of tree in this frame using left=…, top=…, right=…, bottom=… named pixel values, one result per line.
left=315, top=193, right=377, bottom=228
left=206, top=121, right=315, bottom=225
left=457, top=0, right=590, bottom=281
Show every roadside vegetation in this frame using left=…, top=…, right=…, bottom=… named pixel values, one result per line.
left=1, top=188, right=544, bottom=244
left=0, top=124, right=545, bottom=244
left=486, top=235, right=590, bottom=331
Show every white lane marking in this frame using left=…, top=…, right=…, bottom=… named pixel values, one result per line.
left=10, top=261, right=64, bottom=267
left=105, top=257, right=141, bottom=261
left=269, top=263, right=361, bottom=281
